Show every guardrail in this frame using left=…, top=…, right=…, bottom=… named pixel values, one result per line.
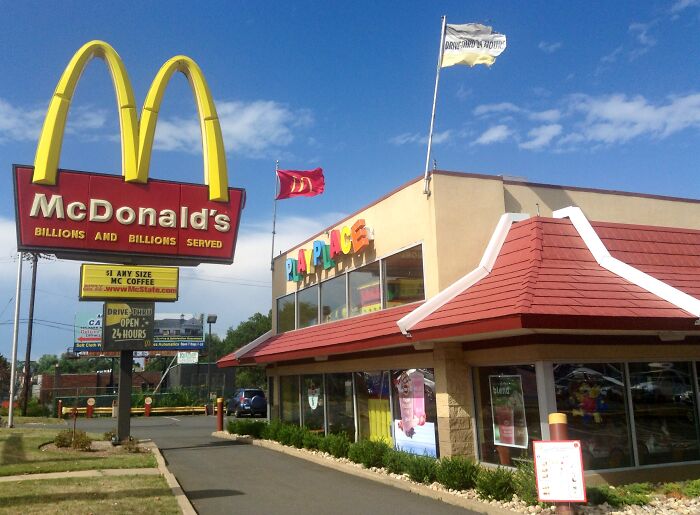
left=62, top=405, right=208, bottom=416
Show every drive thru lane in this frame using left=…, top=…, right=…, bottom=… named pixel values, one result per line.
left=76, top=416, right=481, bottom=515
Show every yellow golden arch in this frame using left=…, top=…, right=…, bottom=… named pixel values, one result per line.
left=290, top=176, right=313, bottom=193
left=33, top=40, right=229, bottom=202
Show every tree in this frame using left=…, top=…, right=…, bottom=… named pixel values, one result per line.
left=221, top=312, right=271, bottom=389
left=34, top=353, right=115, bottom=375
left=0, top=353, right=10, bottom=399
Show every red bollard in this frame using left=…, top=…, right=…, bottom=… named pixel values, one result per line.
left=216, top=397, right=224, bottom=432
left=86, top=398, right=95, bottom=418
left=549, top=413, right=575, bottom=515
left=57, top=399, right=63, bottom=418
left=144, top=397, right=152, bottom=417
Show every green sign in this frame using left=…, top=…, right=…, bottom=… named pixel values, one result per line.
left=102, top=302, right=155, bottom=351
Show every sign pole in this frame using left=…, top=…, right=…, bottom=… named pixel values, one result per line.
left=21, top=253, right=38, bottom=416
left=549, top=413, right=575, bottom=515
left=116, top=350, right=133, bottom=442
left=7, top=253, right=24, bottom=428
left=270, top=160, right=279, bottom=271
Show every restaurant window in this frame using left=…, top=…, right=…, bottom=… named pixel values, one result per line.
left=475, top=365, right=541, bottom=466
left=355, top=371, right=392, bottom=443
left=302, top=374, right=324, bottom=432
left=554, top=363, right=632, bottom=470
left=280, top=375, right=300, bottom=425
left=349, top=262, right=381, bottom=316
left=326, top=373, right=355, bottom=439
left=629, top=362, right=700, bottom=465
left=321, top=275, right=347, bottom=323
left=297, top=285, right=319, bottom=328
left=383, top=245, right=424, bottom=308
left=391, top=368, right=439, bottom=457
left=276, top=293, right=295, bottom=333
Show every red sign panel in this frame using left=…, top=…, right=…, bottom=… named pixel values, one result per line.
left=13, top=165, right=245, bottom=265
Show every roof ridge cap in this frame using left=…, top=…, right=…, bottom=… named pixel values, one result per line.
left=517, top=219, right=544, bottom=313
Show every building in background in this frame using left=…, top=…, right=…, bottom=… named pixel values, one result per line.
left=219, top=171, right=700, bottom=483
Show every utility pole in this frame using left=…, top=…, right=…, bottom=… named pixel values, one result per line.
left=21, top=253, right=38, bottom=416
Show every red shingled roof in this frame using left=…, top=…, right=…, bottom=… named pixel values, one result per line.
left=408, top=217, right=700, bottom=340
left=231, top=303, right=419, bottom=364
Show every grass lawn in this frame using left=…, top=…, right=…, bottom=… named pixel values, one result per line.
left=0, top=428, right=156, bottom=476
left=9, top=416, right=66, bottom=425
left=0, top=475, right=180, bottom=514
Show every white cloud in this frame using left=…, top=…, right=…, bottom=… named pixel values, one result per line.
left=671, top=0, right=699, bottom=13
left=154, top=100, right=313, bottom=159
left=566, top=92, right=700, bottom=145
left=519, top=124, right=562, bottom=150
left=538, top=41, right=562, bottom=54
left=600, top=45, right=623, bottom=65
left=472, top=125, right=512, bottom=145
left=529, top=109, right=561, bottom=123
left=473, top=102, right=521, bottom=117
left=389, top=130, right=451, bottom=146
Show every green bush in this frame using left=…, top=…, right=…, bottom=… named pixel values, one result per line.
left=586, top=486, right=624, bottom=508
left=102, top=430, right=116, bottom=442
left=512, top=460, right=538, bottom=505
left=348, top=440, right=391, bottom=468
left=436, top=456, right=479, bottom=491
left=302, top=430, right=322, bottom=450
left=476, top=466, right=515, bottom=501
left=324, top=432, right=351, bottom=458
left=683, top=479, right=700, bottom=498
left=263, top=419, right=285, bottom=441
left=661, top=482, right=683, bottom=498
left=55, top=429, right=91, bottom=450
left=26, top=398, right=50, bottom=417
left=406, top=455, right=438, bottom=484
left=227, top=420, right=267, bottom=438
left=586, top=483, right=651, bottom=507
left=120, top=436, right=141, bottom=453
left=383, top=448, right=411, bottom=475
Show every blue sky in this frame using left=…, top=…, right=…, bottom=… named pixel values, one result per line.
left=1, top=1, right=700, bottom=358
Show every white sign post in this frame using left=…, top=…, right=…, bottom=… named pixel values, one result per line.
left=533, top=440, right=586, bottom=503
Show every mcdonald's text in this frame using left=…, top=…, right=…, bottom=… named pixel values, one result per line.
left=14, top=166, right=245, bottom=265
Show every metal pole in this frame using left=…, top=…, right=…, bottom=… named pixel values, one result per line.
left=270, top=160, right=279, bottom=271
left=7, top=253, right=24, bottom=428
left=423, top=15, right=447, bottom=197
left=21, top=253, right=38, bottom=416
left=116, top=350, right=134, bottom=442
left=206, top=322, right=212, bottom=402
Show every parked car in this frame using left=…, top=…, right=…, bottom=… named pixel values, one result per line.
left=227, top=388, right=267, bottom=417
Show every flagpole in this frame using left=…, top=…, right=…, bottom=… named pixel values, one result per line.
left=423, top=15, right=447, bottom=197
left=270, top=160, right=279, bottom=271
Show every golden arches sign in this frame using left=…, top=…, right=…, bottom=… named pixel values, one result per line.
left=33, top=40, right=229, bottom=202
left=291, top=176, right=314, bottom=193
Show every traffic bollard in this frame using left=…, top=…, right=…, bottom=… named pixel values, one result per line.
left=217, top=397, right=224, bottom=432
left=57, top=399, right=63, bottom=418
left=144, top=397, right=152, bottom=417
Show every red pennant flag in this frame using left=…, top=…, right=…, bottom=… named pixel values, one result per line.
left=276, top=168, right=325, bottom=200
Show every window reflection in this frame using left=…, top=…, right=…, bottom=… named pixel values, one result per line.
left=321, top=275, right=346, bottom=323
left=326, top=373, right=355, bottom=439
left=630, top=362, right=700, bottom=465
left=280, top=375, right=300, bottom=424
left=355, top=371, right=392, bottom=443
left=349, top=262, right=381, bottom=316
left=384, top=246, right=424, bottom=308
left=276, top=293, right=295, bottom=333
left=554, top=363, right=632, bottom=470
left=297, top=285, right=319, bottom=328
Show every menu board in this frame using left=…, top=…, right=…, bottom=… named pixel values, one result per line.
left=533, top=440, right=586, bottom=503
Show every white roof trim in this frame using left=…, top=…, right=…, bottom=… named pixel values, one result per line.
left=553, top=206, right=700, bottom=318
left=397, top=212, right=530, bottom=336
left=231, top=330, right=274, bottom=361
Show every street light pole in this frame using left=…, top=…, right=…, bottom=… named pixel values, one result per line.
left=205, top=314, right=217, bottom=402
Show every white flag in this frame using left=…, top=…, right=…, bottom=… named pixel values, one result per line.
left=442, top=23, right=507, bottom=68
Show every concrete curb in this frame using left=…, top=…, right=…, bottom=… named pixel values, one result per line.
left=0, top=468, right=160, bottom=483
left=211, top=431, right=515, bottom=515
left=144, top=441, right=197, bottom=515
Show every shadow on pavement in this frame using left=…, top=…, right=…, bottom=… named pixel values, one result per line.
left=158, top=440, right=248, bottom=452
left=187, top=488, right=245, bottom=500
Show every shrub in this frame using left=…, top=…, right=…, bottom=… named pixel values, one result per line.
left=586, top=483, right=651, bottom=507
left=512, top=460, right=538, bottom=505
left=302, top=430, right=322, bottom=450
left=406, top=455, right=438, bottom=484
left=436, top=456, right=479, bottom=491
left=383, top=448, right=411, bottom=475
left=348, top=440, right=391, bottom=468
left=683, top=479, right=700, bottom=498
left=103, top=430, right=116, bottom=442
left=26, top=398, right=50, bottom=417
left=263, top=420, right=285, bottom=441
left=120, top=436, right=141, bottom=453
left=325, top=432, right=350, bottom=458
left=55, top=429, right=91, bottom=450
left=586, top=486, right=625, bottom=507
left=54, top=429, right=73, bottom=448
left=476, top=466, right=515, bottom=502
left=227, top=420, right=266, bottom=438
